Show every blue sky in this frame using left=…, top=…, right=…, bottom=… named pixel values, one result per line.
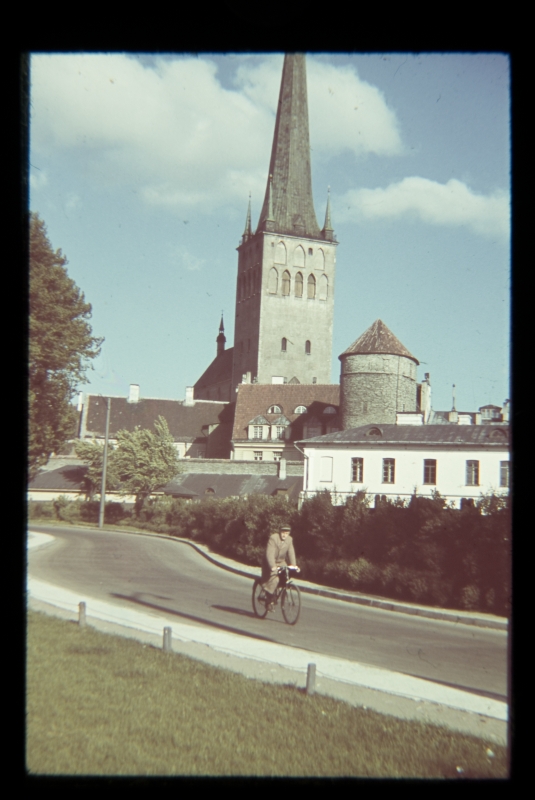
left=30, top=52, right=510, bottom=412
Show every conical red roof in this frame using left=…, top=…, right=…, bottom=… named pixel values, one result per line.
left=340, top=320, right=419, bottom=364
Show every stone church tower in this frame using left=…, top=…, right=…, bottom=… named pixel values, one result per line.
left=340, top=319, right=419, bottom=429
left=231, top=54, right=337, bottom=393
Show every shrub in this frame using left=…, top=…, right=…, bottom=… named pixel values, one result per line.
left=27, top=501, right=55, bottom=520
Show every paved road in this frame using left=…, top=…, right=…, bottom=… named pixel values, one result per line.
left=28, top=525, right=508, bottom=700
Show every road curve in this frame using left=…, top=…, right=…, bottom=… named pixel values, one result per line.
left=27, top=525, right=508, bottom=700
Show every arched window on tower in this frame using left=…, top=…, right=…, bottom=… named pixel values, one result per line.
left=268, top=267, right=278, bottom=294
left=275, top=241, right=287, bottom=264
left=282, top=270, right=291, bottom=296
left=294, top=245, right=305, bottom=268
left=281, top=337, right=287, bottom=352
left=305, top=340, right=311, bottom=355
left=315, top=248, right=325, bottom=270
left=318, top=273, right=328, bottom=300
left=295, top=271, right=303, bottom=297
left=307, top=274, right=316, bottom=299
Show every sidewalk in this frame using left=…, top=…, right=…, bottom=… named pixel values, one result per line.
left=27, top=528, right=509, bottom=744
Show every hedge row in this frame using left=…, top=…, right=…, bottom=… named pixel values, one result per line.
left=28, top=490, right=511, bottom=615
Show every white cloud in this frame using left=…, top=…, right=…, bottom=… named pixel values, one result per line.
left=172, top=247, right=205, bottom=272
left=29, top=167, right=48, bottom=190
left=307, top=59, right=403, bottom=158
left=337, top=177, right=510, bottom=239
left=30, top=54, right=403, bottom=215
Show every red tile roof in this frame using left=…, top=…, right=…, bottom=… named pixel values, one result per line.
left=340, top=319, right=418, bottom=364
left=232, top=383, right=340, bottom=441
left=194, top=347, right=234, bottom=391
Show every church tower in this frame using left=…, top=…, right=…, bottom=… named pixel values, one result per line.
left=231, top=54, right=337, bottom=393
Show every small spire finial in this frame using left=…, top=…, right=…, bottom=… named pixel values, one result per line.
left=322, top=185, right=334, bottom=241
left=267, top=175, right=274, bottom=222
left=242, top=194, right=253, bottom=242
left=217, top=313, right=226, bottom=356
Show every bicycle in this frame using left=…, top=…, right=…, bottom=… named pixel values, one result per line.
left=252, top=565, right=301, bottom=625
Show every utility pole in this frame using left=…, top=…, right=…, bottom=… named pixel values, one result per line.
left=98, top=397, right=111, bottom=529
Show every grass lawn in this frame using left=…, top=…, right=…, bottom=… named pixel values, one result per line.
left=26, top=610, right=508, bottom=777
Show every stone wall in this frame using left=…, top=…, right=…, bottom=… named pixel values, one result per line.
left=178, top=458, right=304, bottom=476
left=341, top=352, right=418, bottom=429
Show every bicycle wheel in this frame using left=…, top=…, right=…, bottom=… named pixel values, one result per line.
left=252, top=579, right=268, bottom=618
left=281, top=583, right=301, bottom=625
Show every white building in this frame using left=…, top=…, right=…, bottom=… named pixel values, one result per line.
left=298, top=423, right=510, bottom=509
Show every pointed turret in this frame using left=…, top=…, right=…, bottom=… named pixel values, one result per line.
left=339, top=320, right=419, bottom=429
left=216, top=314, right=226, bottom=357
left=341, top=319, right=419, bottom=364
left=322, top=186, right=334, bottom=242
left=242, top=194, right=252, bottom=243
left=256, top=54, right=321, bottom=238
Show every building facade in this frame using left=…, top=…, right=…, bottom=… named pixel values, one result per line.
left=298, top=424, right=510, bottom=508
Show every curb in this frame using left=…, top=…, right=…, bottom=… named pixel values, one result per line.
left=30, top=525, right=507, bottom=632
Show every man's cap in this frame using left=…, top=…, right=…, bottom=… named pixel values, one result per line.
left=280, top=524, right=291, bottom=531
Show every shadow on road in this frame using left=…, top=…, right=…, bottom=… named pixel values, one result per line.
left=110, top=592, right=280, bottom=643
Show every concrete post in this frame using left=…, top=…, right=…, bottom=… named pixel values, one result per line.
left=306, top=663, right=316, bottom=695
left=78, top=601, right=86, bottom=628
left=163, top=627, right=172, bottom=652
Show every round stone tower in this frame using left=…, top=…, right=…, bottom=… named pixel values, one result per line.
left=339, top=319, right=419, bottom=429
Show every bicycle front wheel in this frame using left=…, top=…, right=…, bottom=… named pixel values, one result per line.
left=252, top=579, right=268, bottom=618
left=281, top=584, right=301, bottom=625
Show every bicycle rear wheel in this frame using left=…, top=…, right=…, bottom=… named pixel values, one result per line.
left=281, top=584, right=301, bottom=625
left=252, top=579, right=268, bottom=618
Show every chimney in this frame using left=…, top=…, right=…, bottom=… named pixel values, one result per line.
left=278, top=458, right=287, bottom=480
left=184, top=386, right=195, bottom=407
left=128, top=384, right=140, bottom=404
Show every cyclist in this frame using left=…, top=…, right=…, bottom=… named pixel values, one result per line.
left=261, top=524, right=300, bottom=611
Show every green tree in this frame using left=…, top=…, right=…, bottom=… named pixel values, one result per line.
left=74, top=439, right=120, bottom=499
left=29, top=213, right=103, bottom=478
left=113, top=416, right=180, bottom=516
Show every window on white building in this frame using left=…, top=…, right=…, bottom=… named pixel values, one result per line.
left=275, top=426, right=286, bottom=440
left=466, top=460, right=479, bottom=486
left=500, top=461, right=510, bottom=488
left=383, top=458, right=395, bottom=484
left=273, top=452, right=282, bottom=462
left=351, top=457, right=363, bottom=483
left=423, top=459, right=437, bottom=485
left=254, top=451, right=263, bottom=461
left=253, top=426, right=263, bottom=439
left=320, top=456, right=333, bottom=482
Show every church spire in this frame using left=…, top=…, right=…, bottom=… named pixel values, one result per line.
left=217, top=314, right=226, bottom=357
left=322, top=186, right=334, bottom=241
left=257, top=53, right=321, bottom=238
left=242, top=193, right=252, bottom=243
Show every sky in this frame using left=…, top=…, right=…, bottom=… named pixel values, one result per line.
left=29, top=52, right=510, bottom=413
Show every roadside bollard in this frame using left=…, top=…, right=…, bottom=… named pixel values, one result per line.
left=78, top=601, right=86, bottom=628
left=306, top=663, right=316, bottom=696
left=163, top=626, right=172, bottom=652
